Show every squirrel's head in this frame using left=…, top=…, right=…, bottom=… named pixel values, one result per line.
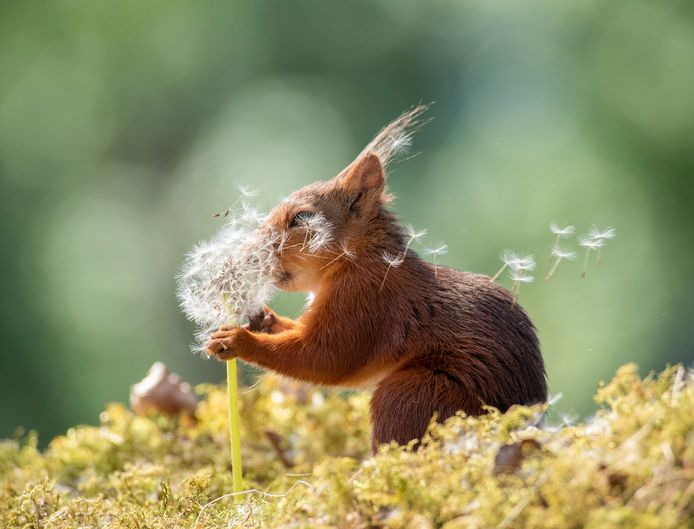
left=263, top=153, right=388, bottom=292
left=262, top=105, right=429, bottom=292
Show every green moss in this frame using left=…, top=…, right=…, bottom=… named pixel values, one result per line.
left=1, top=364, right=693, bottom=528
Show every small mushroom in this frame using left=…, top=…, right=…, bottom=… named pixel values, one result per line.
left=130, top=362, right=197, bottom=416
left=493, top=439, right=542, bottom=475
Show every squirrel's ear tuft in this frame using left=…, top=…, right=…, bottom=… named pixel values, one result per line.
left=339, top=153, right=384, bottom=192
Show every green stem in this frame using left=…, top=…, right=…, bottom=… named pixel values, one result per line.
left=221, top=292, right=243, bottom=496
left=227, top=358, right=243, bottom=495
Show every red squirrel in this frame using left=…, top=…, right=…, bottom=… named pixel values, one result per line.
left=205, top=106, right=547, bottom=450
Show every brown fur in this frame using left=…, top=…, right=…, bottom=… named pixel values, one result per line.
left=206, top=114, right=547, bottom=451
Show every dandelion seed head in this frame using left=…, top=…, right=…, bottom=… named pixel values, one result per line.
left=177, top=206, right=279, bottom=351
left=551, top=246, right=577, bottom=260
left=549, top=223, right=576, bottom=237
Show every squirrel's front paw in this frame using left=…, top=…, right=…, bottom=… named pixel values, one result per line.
left=205, top=327, right=249, bottom=360
left=246, top=306, right=284, bottom=334
left=246, top=308, right=273, bottom=333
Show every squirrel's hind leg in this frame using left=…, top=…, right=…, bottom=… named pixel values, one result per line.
left=370, top=359, right=481, bottom=452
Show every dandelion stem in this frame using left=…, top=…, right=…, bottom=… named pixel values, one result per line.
left=226, top=358, right=243, bottom=496
left=222, top=293, right=242, bottom=497
left=491, top=263, right=507, bottom=282
left=595, top=248, right=602, bottom=267
left=581, top=248, right=591, bottom=278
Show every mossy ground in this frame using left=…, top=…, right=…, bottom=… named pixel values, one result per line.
left=1, top=364, right=693, bottom=528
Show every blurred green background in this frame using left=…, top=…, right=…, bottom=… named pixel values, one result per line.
left=1, top=0, right=693, bottom=443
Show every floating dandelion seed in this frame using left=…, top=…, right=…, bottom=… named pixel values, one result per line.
left=306, top=213, right=334, bottom=254
left=491, top=250, right=517, bottom=282
left=509, top=270, right=534, bottom=296
left=404, top=224, right=427, bottom=257
left=588, top=226, right=616, bottom=241
left=339, top=240, right=357, bottom=261
left=549, top=223, right=575, bottom=261
left=379, top=225, right=427, bottom=292
left=213, top=188, right=262, bottom=219
left=545, top=247, right=577, bottom=282
left=405, top=224, right=427, bottom=245
left=513, top=254, right=536, bottom=272
left=547, top=392, right=563, bottom=406
left=424, top=242, right=448, bottom=277
left=294, top=212, right=334, bottom=254
left=379, top=250, right=406, bottom=292
left=320, top=240, right=357, bottom=271
left=491, top=251, right=535, bottom=282
left=578, top=235, right=604, bottom=278
left=550, top=223, right=576, bottom=237
left=559, top=412, right=578, bottom=427
left=382, top=250, right=405, bottom=268
left=238, top=184, right=260, bottom=198
left=588, top=226, right=616, bottom=266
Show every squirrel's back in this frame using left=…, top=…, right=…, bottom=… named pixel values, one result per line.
left=373, top=254, right=547, bottom=412
left=364, top=256, right=547, bottom=447
left=432, top=265, right=546, bottom=408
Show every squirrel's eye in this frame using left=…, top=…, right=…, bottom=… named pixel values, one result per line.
left=289, top=210, right=314, bottom=228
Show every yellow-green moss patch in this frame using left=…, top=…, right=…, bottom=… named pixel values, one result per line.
left=1, top=364, right=693, bottom=528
